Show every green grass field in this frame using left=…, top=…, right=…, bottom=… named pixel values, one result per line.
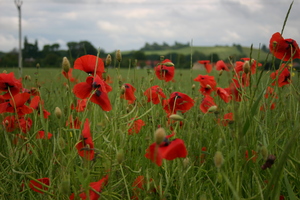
left=1, top=58, right=300, bottom=199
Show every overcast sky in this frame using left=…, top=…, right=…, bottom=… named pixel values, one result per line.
left=0, top=0, right=299, bottom=53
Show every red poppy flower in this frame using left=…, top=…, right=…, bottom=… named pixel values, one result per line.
left=260, top=102, right=276, bottom=111
left=29, top=177, right=50, bottom=194
left=154, top=59, right=175, bottom=82
left=66, top=115, right=82, bottom=129
left=74, top=55, right=105, bottom=78
left=270, top=65, right=291, bottom=87
left=0, top=72, right=22, bottom=99
left=0, top=93, right=32, bottom=116
left=200, top=95, right=217, bottom=113
left=144, top=85, right=166, bottom=104
left=145, top=132, right=187, bottom=166
left=220, top=112, right=234, bottom=126
left=131, top=175, right=157, bottom=199
left=163, top=92, right=194, bottom=115
left=62, top=68, right=78, bottom=82
left=36, top=130, right=53, bottom=139
left=198, top=60, right=212, bottom=73
left=128, top=118, right=145, bottom=135
left=70, top=175, right=108, bottom=200
left=200, top=147, right=207, bottom=164
left=4, top=116, right=33, bottom=133
left=75, top=118, right=95, bottom=160
left=194, top=75, right=217, bottom=96
left=120, top=83, right=136, bottom=104
left=269, top=32, right=300, bottom=61
left=216, top=87, right=231, bottom=103
left=215, top=60, right=230, bottom=71
left=71, top=99, right=88, bottom=112
left=29, top=96, right=51, bottom=119
left=73, top=75, right=112, bottom=111
left=227, top=79, right=243, bottom=102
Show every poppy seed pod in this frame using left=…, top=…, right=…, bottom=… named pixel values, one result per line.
left=62, top=57, right=70, bottom=73
left=55, top=107, right=62, bottom=119
left=169, top=114, right=184, bottom=121
left=116, top=149, right=124, bottom=164
left=155, top=127, right=166, bottom=145
left=214, top=151, right=224, bottom=169
left=106, top=54, right=112, bottom=66
left=243, top=61, right=250, bottom=74
left=116, top=50, right=122, bottom=62
left=208, top=105, right=218, bottom=113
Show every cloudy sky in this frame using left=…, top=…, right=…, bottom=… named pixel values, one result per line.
left=0, top=0, right=299, bottom=53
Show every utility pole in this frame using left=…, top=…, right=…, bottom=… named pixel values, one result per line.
left=15, top=0, right=23, bottom=78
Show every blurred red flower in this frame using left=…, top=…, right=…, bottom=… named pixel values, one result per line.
left=145, top=132, right=187, bottom=166
left=194, top=75, right=217, bottom=96
left=269, top=32, right=300, bottom=61
left=163, top=92, right=194, bottom=115
left=66, top=115, right=82, bottom=129
left=0, top=93, right=32, bottom=116
left=29, top=177, right=50, bottom=194
left=75, top=118, right=95, bottom=160
left=128, top=118, right=145, bottom=135
left=144, top=85, right=166, bottom=104
left=200, top=95, right=216, bottom=113
left=71, top=99, right=88, bottom=112
left=73, top=75, right=112, bottom=111
left=120, top=83, right=136, bottom=104
left=216, top=87, right=231, bottom=103
left=216, top=60, right=230, bottom=71
left=198, top=60, right=212, bottom=73
left=29, top=96, right=51, bottom=119
left=70, top=175, right=108, bottom=200
left=62, top=67, right=78, bottom=82
left=74, top=55, right=105, bottom=78
left=36, top=130, right=53, bottom=139
left=0, top=72, right=22, bottom=99
left=270, top=65, right=291, bottom=87
left=154, top=59, right=175, bottom=82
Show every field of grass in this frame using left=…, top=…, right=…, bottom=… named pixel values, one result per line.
left=1, top=53, right=300, bottom=200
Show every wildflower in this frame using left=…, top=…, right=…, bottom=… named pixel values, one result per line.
left=145, top=132, right=188, bottom=166
left=270, top=65, right=291, bottom=87
left=128, top=118, right=145, bottom=135
left=269, top=32, right=300, bottom=61
left=154, top=59, right=175, bottom=82
left=216, top=87, right=231, bottom=103
left=0, top=72, right=22, bottom=99
left=131, top=176, right=158, bottom=200
left=218, top=112, right=234, bottom=126
left=120, top=83, right=136, bottom=104
left=198, top=60, right=212, bottom=73
left=200, top=147, right=207, bottom=164
left=74, top=55, right=105, bottom=78
left=62, top=67, right=78, bottom=83
left=73, top=75, right=112, bottom=111
left=29, top=177, right=50, bottom=194
left=144, top=85, right=166, bottom=104
left=194, top=75, right=217, bottom=96
left=36, top=130, right=53, bottom=139
left=163, top=92, right=194, bottom=115
left=70, top=175, right=108, bottom=200
left=261, top=155, right=276, bottom=170
left=66, top=115, right=81, bottom=129
left=71, top=99, right=88, bottom=112
left=0, top=93, right=32, bottom=116
left=29, top=95, right=51, bottom=119
left=200, top=95, right=217, bottom=113
left=228, top=78, right=243, bottom=102
left=75, top=118, right=95, bottom=160
left=215, top=60, right=230, bottom=72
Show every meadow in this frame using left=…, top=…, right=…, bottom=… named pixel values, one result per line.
left=1, top=3, right=300, bottom=199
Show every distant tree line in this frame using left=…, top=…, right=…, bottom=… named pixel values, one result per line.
left=140, top=41, right=190, bottom=51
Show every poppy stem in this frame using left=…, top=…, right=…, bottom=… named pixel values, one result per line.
left=119, top=164, right=131, bottom=200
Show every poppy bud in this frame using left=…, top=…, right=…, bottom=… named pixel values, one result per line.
left=160, top=56, right=165, bottom=62
left=214, top=151, right=224, bottom=169
left=192, top=84, right=196, bottom=90
left=206, top=84, right=212, bottom=89
left=208, top=105, right=218, bottom=113
left=155, top=127, right=166, bottom=145
left=116, top=50, right=122, bottom=62
left=243, top=61, right=250, bottom=74
left=2, top=70, right=7, bottom=73
left=260, top=145, right=268, bottom=161
left=163, top=61, right=175, bottom=67
left=169, top=114, right=184, bottom=121
left=25, top=75, right=31, bottom=81
left=218, top=69, right=223, bottom=76
left=183, top=157, right=190, bottom=168
left=149, top=78, right=154, bottom=82
left=62, top=57, right=70, bottom=73
left=116, top=149, right=124, bottom=164
left=120, top=85, right=126, bottom=94
left=55, top=107, right=62, bottom=119
left=106, top=54, right=112, bottom=66
left=36, top=63, right=40, bottom=68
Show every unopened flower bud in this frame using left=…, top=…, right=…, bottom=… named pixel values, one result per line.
left=169, top=114, right=184, bottom=121
left=36, top=63, right=40, bottom=68
left=120, top=85, right=126, bottom=94
left=260, top=145, right=268, bottom=161
left=208, top=105, right=218, bottom=113
left=218, top=69, right=223, bottom=76
left=243, top=61, right=250, bottom=74
left=116, top=50, right=122, bottom=62
left=214, top=151, right=224, bottom=169
left=192, top=84, right=196, bottom=90
left=160, top=56, right=165, bottom=62
left=55, top=107, right=62, bottom=119
left=206, top=84, right=212, bottom=89
left=155, top=127, right=166, bottom=145
left=163, top=61, right=174, bottom=67
left=183, top=157, right=190, bottom=168
left=25, top=75, right=31, bottom=81
left=62, top=57, right=70, bottom=73
left=116, top=149, right=124, bottom=164
left=106, top=54, right=112, bottom=66
left=2, top=70, right=7, bottom=73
